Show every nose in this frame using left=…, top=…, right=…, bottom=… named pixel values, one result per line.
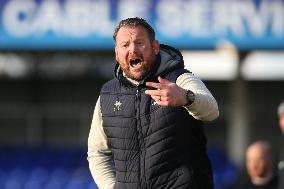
left=129, top=43, right=138, bottom=55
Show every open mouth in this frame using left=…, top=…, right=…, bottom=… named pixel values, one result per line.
left=130, top=58, right=142, bottom=68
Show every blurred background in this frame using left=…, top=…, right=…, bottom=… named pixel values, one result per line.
left=0, top=0, right=284, bottom=189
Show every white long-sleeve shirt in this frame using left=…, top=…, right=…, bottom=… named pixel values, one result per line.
left=87, top=72, right=219, bottom=189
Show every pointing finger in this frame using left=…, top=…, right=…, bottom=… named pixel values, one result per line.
left=146, top=82, right=161, bottom=89
left=145, top=89, right=162, bottom=96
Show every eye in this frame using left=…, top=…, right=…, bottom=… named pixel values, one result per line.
left=119, top=42, right=129, bottom=48
left=136, top=41, right=144, bottom=45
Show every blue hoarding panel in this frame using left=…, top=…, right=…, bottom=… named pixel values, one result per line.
left=0, top=0, right=284, bottom=50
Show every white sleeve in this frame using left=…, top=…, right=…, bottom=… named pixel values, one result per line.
left=176, top=72, right=219, bottom=121
left=87, top=96, right=115, bottom=189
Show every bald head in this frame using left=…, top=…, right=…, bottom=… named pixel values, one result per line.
left=246, top=141, right=273, bottom=184
left=246, top=141, right=272, bottom=161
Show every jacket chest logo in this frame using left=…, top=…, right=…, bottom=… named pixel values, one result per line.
left=114, top=100, right=122, bottom=111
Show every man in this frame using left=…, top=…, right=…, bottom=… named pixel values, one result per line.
left=277, top=102, right=284, bottom=189
left=87, top=17, right=219, bottom=189
left=241, top=141, right=278, bottom=189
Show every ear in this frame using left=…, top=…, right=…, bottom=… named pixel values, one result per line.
left=115, top=46, right=119, bottom=61
left=152, top=40, right=160, bottom=55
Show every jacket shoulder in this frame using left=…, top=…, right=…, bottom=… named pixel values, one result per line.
left=163, top=68, right=192, bottom=83
left=101, top=79, right=120, bottom=93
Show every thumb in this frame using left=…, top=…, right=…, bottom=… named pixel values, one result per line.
left=158, top=76, right=170, bottom=84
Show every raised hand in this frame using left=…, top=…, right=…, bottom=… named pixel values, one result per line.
left=145, top=76, right=188, bottom=107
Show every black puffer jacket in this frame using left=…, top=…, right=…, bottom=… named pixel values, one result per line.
left=100, top=45, right=214, bottom=189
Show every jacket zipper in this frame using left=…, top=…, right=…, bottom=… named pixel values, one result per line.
left=136, top=86, right=146, bottom=189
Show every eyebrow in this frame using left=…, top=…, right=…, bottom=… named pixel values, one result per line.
left=118, top=38, right=145, bottom=44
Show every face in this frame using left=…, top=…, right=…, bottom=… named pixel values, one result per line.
left=279, top=115, right=284, bottom=134
left=115, top=25, right=160, bottom=81
left=246, top=145, right=271, bottom=179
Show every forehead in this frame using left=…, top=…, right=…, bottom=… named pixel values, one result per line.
left=247, top=146, right=266, bottom=159
left=116, top=26, right=149, bottom=41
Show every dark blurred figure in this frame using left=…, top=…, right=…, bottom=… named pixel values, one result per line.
left=240, top=141, right=278, bottom=189
left=277, top=102, right=284, bottom=189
